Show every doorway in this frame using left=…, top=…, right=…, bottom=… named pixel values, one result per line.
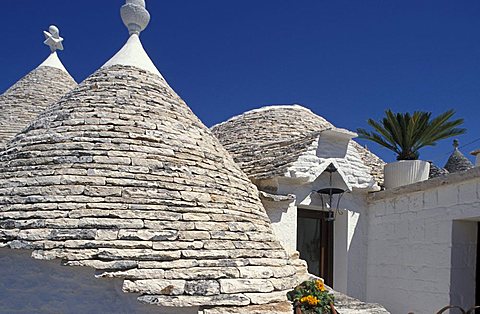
left=450, top=220, right=477, bottom=310
left=476, top=222, right=480, bottom=312
left=297, top=208, right=334, bottom=287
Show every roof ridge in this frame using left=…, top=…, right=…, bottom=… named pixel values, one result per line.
left=211, top=104, right=315, bottom=129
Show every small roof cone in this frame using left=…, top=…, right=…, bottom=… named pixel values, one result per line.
left=444, top=140, right=474, bottom=173
left=428, top=161, right=449, bottom=178
left=0, top=2, right=301, bottom=312
left=0, top=25, right=76, bottom=147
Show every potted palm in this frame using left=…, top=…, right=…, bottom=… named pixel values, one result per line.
left=357, top=110, right=466, bottom=189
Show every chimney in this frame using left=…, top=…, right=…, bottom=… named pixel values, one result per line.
left=470, top=150, right=480, bottom=166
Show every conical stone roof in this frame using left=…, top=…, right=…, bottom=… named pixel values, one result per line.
left=444, top=140, right=474, bottom=173
left=211, top=105, right=385, bottom=185
left=428, top=162, right=449, bottom=178
left=0, top=27, right=76, bottom=148
left=0, top=2, right=301, bottom=312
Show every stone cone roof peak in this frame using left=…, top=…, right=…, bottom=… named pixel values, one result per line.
left=444, top=140, right=474, bottom=173
left=0, top=3, right=302, bottom=312
left=428, top=161, right=449, bottom=178
left=102, top=34, right=163, bottom=79
left=38, top=25, right=70, bottom=75
left=37, top=51, right=70, bottom=75
left=102, top=0, right=163, bottom=78
left=0, top=25, right=76, bottom=148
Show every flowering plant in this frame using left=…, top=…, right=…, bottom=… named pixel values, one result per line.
left=287, top=279, right=335, bottom=314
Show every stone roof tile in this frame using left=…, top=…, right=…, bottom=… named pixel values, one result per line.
left=0, top=24, right=77, bottom=148
left=211, top=105, right=385, bottom=185
left=429, top=163, right=449, bottom=178
left=444, top=141, right=474, bottom=173
left=0, top=64, right=303, bottom=310
left=0, top=66, right=76, bottom=148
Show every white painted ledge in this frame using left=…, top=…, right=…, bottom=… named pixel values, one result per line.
left=102, top=34, right=162, bottom=77
left=369, top=166, right=480, bottom=201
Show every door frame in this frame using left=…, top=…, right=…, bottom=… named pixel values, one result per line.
left=476, top=222, right=480, bottom=312
left=297, top=207, right=334, bottom=286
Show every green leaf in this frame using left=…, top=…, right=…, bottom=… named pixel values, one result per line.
left=357, top=109, right=466, bottom=160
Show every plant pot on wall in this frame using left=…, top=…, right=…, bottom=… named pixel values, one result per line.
left=357, top=109, right=466, bottom=189
left=384, top=160, right=430, bottom=189
left=294, top=305, right=336, bottom=314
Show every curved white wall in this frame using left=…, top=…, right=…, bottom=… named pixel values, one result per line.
left=0, top=249, right=198, bottom=314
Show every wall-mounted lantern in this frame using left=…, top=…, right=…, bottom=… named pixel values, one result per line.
left=316, top=163, right=346, bottom=222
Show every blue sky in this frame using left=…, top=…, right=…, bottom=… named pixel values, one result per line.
left=1, top=0, right=479, bottom=165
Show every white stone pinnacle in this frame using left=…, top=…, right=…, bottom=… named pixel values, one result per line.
left=102, top=34, right=162, bottom=77
left=121, top=0, right=151, bottom=36
left=37, top=25, right=69, bottom=74
left=44, top=25, right=64, bottom=53
left=37, top=51, right=70, bottom=74
left=103, top=0, right=163, bottom=78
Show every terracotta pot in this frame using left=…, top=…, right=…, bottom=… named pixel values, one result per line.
left=294, top=303, right=337, bottom=314
left=384, top=160, right=430, bottom=189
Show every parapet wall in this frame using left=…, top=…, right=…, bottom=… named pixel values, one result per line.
left=367, top=167, right=480, bottom=314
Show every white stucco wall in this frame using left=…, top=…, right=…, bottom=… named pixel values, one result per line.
left=344, top=195, right=369, bottom=301
left=367, top=169, right=480, bottom=314
left=261, top=195, right=298, bottom=254
left=262, top=174, right=370, bottom=300
left=253, top=133, right=377, bottom=301
left=252, top=134, right=378, bottom=303
left=285, top=136, right=379, bottom=191
left=0, top=249, right=198, bottom=314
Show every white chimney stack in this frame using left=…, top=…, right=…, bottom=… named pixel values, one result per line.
left=470, top=150, right=480, bottom=166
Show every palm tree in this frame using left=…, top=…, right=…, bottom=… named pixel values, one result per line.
left=357, top=109, right=466, bottom=160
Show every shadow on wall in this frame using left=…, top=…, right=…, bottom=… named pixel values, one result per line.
left=265, top=200, right=290, bottom=223
left=450, top=220, right=477, bottom=310
left=0, top=249, right=196, bottom=314
left=347, top=204, right=368, bottom=301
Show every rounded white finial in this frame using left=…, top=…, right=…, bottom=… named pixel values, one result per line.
left=121, top=0, right=151, bottom=36
left=49, top=25, right=59, bottom=36
left=127, top=0, right=146, bottom=6
left=43, top=25, right=64, bottom=53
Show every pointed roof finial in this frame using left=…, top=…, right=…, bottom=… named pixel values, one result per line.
left=103, top=0, right=161, bottom=77
left=43, top=25, right=64, bottom=53
left=38, top=25, right=69, bottom=73
left=453, top=139, right=459, bottom=149
left=121, top=0, right=151, bottom=36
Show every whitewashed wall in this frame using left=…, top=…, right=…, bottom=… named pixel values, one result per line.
left=344, top=194, right=369, bottom=301
left=255, top=135, right=378, bottom=301
left=284, top=137, right=379, bottom=192
left=0, top=249, right=198, bottom=314
left=366, top=168, right=480, bottom=314
left=261, top=194, right=298, bottom=254
left=259, top=172, right=370, bottom=301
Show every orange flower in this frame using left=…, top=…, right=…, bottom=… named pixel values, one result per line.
left=315, top=279, right=326, bottom=292
left=300, top=295, right=320, bottom=306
